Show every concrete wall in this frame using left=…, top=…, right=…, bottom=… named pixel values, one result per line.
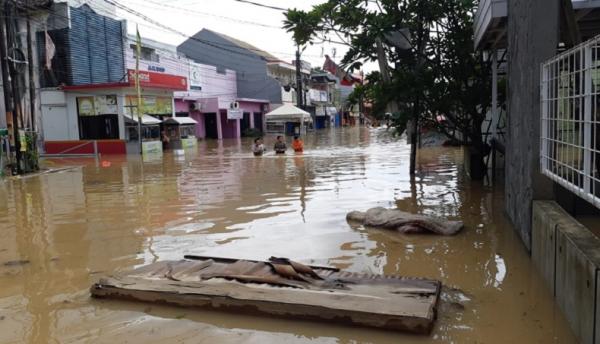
left=532, top=201, right=600, bottom=344
left=505, top=0, right=558, bottom=249
left=174, top=62, right=237, bottom=111
left=124, top=36, right=188, bottom=79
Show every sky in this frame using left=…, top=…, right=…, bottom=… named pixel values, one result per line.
left=80, top=0, right=376, bottom=73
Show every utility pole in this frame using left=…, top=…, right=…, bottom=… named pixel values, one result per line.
left=1, top=1, right=22, bottom=174
left=26, top=1, right=35, bottom=133
left=295, top=45, right=303, bottom=108
left=135, top=26, right=143, bottom=155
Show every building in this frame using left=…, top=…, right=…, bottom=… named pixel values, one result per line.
left=39, top=3, right=189, bottom=155
left=309, top=71, right=338, bottom=129
left=474, top=1, right=600, bottom=342
left=174, top=61, right=239, bottom=140
left=178, top=29, right=281, bottom=137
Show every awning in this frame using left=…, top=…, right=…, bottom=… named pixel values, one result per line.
left=123, top=113, right=162, bottom=125
left=164, top=116, right=198, bottom=125
left=265, top=103, right=312, bottom=123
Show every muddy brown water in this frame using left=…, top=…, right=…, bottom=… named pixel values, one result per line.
left=0, top=127, right=576, bottom=343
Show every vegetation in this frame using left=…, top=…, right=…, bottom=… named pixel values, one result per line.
left=284, top=0, right=503, bottom=178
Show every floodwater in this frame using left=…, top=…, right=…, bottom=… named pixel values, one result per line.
left=0, top=127, right=576, bottom=343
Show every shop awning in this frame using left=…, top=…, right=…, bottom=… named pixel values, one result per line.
left=164, top=116, right=198, bottom=125
left=265, top=104, right=312, bottom=123
left=123, top=113, right=162, bottom=125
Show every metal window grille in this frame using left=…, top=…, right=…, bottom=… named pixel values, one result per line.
left=541, top=35, right=600, bottom=209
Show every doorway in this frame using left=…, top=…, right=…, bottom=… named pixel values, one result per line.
left=79, top=114, right=119, bottom=140
left=204, top=113, right=219, bottom=139
left=241, top=112, right=251, bottom=135
left=253, top=112, right=263, bottom=133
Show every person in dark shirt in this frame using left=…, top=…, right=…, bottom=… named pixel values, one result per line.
left=274, top=135, right=287, bottom=154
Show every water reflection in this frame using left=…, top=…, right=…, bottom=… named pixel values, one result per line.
left=0, top=127, right=576, bottom=343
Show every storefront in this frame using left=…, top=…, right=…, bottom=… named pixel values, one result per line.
left=41, top=69, right=188, bottom=155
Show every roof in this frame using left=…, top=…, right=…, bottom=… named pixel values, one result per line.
left=164, top=116, right=198, bottom=125
left=123, top=113, right=162, bottom=125
left=265, top=104, right=312, bottom=122
left=203, top=29, right=281, bottom=62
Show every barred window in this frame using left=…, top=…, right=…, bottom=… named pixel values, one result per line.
left=541, top=36, right=600, bottom=209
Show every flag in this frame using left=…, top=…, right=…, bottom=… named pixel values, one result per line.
left=323, top=55, right=358, bottom=86
left=136, top=26, right=141, bottom=58
left=45, top=31, right=55, bottom=70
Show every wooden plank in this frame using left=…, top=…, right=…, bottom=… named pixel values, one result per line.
left=91, top=259, right=441, bottom=334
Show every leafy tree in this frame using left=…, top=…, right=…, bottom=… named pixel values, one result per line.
left=284, top=0, right=500, bottom=179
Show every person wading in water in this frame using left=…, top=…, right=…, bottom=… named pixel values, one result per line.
left=252, top=137, right=266, bottom=156
left=292, top=135, right=304, bottom=153
left=274, top=135, right=287, bottom=154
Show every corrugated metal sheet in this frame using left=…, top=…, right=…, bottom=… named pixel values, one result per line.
left=68, top=5, right=125, bottom=85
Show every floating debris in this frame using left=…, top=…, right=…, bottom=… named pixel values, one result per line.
left=91, top=255, right=442, bottom=334
left=347, top=207, right=464, bottom=235
left=3, top=260, right=30, bottom=267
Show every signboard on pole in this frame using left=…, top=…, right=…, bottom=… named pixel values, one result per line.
left=227, top=109, right=243, bottom=120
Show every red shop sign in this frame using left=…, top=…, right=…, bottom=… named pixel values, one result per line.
left=127, top=69, right=188, bottom=91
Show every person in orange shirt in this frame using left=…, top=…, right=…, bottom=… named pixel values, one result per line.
left=292, top=135, right=304, bottom=153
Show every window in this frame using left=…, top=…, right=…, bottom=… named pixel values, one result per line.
left=180, top=125, right=196, bottom=139
left=130, top=44, right=160, bottom=62
left=541, top=35, right=600, bottom=209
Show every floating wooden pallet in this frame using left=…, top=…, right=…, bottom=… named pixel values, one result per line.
left=90, top=256, right=441, bottom=334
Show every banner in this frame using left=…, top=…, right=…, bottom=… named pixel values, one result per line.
left=77, top=97, right=95, bottom=116
left=95, top=95, right=118, bottom=114
left=126, top=95, right=173, bottom=115
left=127, top=69, right=188, bottom=91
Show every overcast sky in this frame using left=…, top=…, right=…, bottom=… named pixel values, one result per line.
left=85, top=0, right=376, bottom=73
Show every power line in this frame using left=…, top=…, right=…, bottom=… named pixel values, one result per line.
left=230, top=0, right=288, bottom=12
left=128, top=0, right=282, bottom=29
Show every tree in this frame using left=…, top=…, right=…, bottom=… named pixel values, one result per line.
left=284, top=0, right=498, bottom=179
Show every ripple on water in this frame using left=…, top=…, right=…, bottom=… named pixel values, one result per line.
left=0, top=127, right=577, bottom=344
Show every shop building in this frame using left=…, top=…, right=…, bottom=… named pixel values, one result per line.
left=38, top=4, right=190, bottom=155
left=178, top=29, right=276, bottom=137
left=175, top=61, right=248, bottom=140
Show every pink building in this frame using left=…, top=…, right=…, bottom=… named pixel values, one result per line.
left=175, top=63, right=269, bottom=140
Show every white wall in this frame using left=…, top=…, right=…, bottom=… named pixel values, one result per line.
left=41, top=90, right=78, bottom=140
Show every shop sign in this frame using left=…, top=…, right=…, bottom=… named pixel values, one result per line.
left=77, top=95, right=118, bottom=116
left=227, top=109, right=243, bottom=120
left=95, top=95, right=118, bottom=114
left=142, top=140, right=163, bottom=157
left=189, top=64, right=202, bottom=90
left=181, top=137, right=198, bottom=149
left=127, top=69, right=188, bottom=91
left=148, top=65, right=166, bottom=73
left=125, top=95, right=173, bottom=115
left=19, top=130, right=26, bottom=152
left=77, top=97, right=95, bottom=116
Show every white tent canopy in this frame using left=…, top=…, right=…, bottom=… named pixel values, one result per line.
left=265, top=104, right=312, bottom=123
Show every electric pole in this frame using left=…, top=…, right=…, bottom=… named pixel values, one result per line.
left=0, top=1, right=22, bottom=174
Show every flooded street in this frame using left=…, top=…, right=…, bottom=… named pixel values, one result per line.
left=0, top=127, right=576, bottom=343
